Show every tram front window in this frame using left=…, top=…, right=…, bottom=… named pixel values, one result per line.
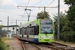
left=40, top=20, right=53, bottom=34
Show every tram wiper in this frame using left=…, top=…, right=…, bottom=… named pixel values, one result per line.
left=44, top=31, right=48, bottom=36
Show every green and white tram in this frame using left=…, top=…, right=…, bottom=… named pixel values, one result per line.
left=18, top=19, right=54, bottom=43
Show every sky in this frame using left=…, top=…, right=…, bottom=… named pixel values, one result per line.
left=0, top=0, right=69, bottom=26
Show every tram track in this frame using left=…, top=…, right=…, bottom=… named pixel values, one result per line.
left=20, top=40, right=75, bottom=50
left=21, top=41, right=41, bottom=50
left=21, top=41, right=26, bottom=50
left=21, top=41, right=75, bottom=50
left=16, top=36, right=75, bottom=50
left=29, top=42, right=75, bottom=50
left=51, top=42, right=75, bottom=50
left=38, top=42, right=75, bottom=50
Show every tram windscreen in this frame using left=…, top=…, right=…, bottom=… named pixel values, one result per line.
left=40, top=20, right=53, bottom=34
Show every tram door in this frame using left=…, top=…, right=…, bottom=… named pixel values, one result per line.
left=27, top=27, right=29, bottom=40
left=21, top=28, right=23, bottom=38
left=22, top=28, right=24, bottom=38
left=27, top=24, right=33, bottom=40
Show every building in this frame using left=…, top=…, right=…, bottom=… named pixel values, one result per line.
left=2, top=25, right=19, bottom=35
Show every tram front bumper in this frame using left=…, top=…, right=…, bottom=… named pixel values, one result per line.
left=39, top=39, right=54, bottom=42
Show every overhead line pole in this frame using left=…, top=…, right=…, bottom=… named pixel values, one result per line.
left=58, top=0, right=60, bottom=41
left=16, top=19, right=17, bottom=36
left=44, top=6, right=45, bottom=18
left=7, top=16, right=9, bottom=34
left=7, top=16, right=9, bottom=39
left=0, top=20, right=2, bottom=25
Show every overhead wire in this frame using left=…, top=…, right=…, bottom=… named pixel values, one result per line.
left=19, top=12, right=26, bottom=18
left=19, top=14, right=24, bottom=18
left=25, top=0, right=31, bottom=19
left=25, top=0, right=55, bottom=18
left=26, top=0, right=30, bottom=9
left=33, top=0, right=43, bottom=6
left=27, top=0, right=30, bottom=6
left=47, top=0, right=55, bottom=7
left=32, top=0, right=43, bottom=12
left=42, top=0, right=49, bottom=5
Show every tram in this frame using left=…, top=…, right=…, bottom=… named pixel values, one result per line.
left=18, top=19, right=54, bottom=43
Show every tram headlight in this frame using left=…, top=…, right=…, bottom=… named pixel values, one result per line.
left=50, top=36, right=54, bottom=39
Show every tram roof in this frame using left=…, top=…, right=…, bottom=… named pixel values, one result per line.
left=20, top=18, right=53, bottom=27
left=20, top=19, right=38, bottom=26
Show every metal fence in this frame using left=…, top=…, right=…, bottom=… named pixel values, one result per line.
left=0, top=29, right=16, bottom=37
left=0, top=30, right=8, bottom=37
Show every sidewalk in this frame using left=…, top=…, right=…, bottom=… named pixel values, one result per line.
left=7, top=38, right=23, bottom=50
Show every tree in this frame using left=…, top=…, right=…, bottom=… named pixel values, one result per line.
left=0, top=25, right=3, bottom=30
left=53, top=11, right=75, bottom=42
left=64, top=0, right=75, bottom=5
left=53, top=12, right=71, bottom=40
left=37, top=11, right=50, bottom=19
left=64, top=0, right=75, bottom=31
left=53, top=12, right=67, bottom=32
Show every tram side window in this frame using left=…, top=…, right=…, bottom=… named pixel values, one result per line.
left=30, top=27, right=34, bottom=35
left=24, top=27, right=26, bottom=35
left=21, top=28, right=23, bottom=34
left=25, top=28, right=27, bottom=35
left=20, top=28, right=24, bottom=34
left=34, top=26, right=39, bottom=35
left=26, top=27, right=29, bottom=35
left=20, top=28, right=22, bottom=34
left=22, top=27, right=25, bottom=35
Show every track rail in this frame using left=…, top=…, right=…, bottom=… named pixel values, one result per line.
left=49, top=42, right=75, bottom=50
left=51, top=42, right=68, bottom=46
left=21, top=41, right=26, bottom=50
left=21, top=41, right=41, bottom=50
left=32, top=44, right=41, bottom=50
left=17, top=37, right=75, bottom=50
left=51, top=42, right=75, bottom=50
left=38, top=43, right=75, bottom=50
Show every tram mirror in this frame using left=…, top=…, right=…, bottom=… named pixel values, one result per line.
left=29, top=24, right=31, bottom=27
